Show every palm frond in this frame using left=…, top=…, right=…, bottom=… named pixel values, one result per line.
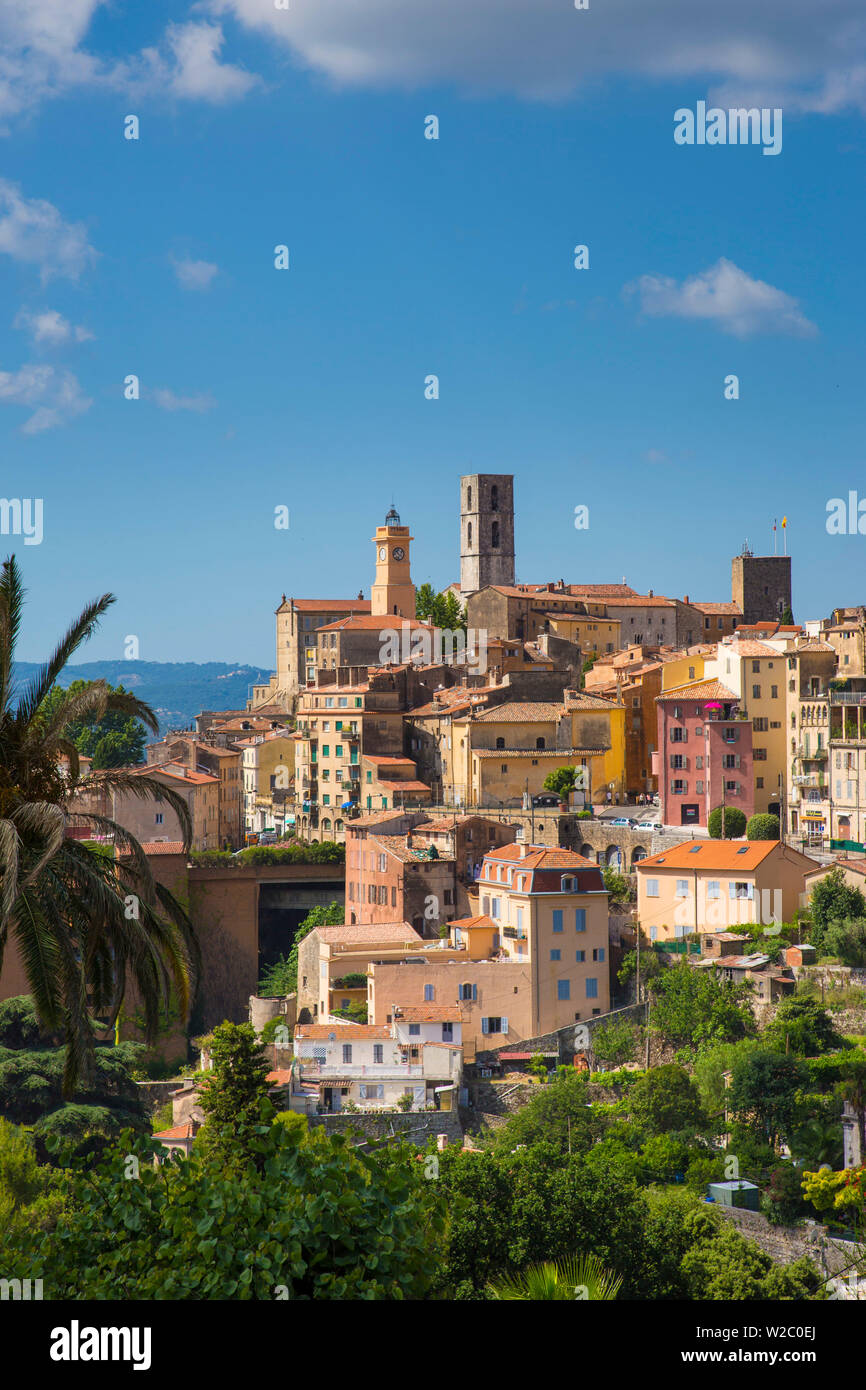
left=13, top=591, right=116, bottom=731
left=0, top=555, right=24, bottom=719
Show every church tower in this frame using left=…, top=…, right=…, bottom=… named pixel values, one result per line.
left=371, top=506, right=415, bottom=618
left=460, top=473, right=515, bottom=597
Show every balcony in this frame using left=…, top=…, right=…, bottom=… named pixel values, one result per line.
left=297, top=1062, right=424, bottom=1079
left=503, top=926, right=526, bottom=940
left=798, top=746, right=828, bottom=761
left=830, top=691, right=866, bottom=705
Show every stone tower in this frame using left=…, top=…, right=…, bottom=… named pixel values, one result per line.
left=459, top=473, right=515, bottom=597
left=371, top=506, right=415, bottom=619
left=731, top=545, right=792, bottom=625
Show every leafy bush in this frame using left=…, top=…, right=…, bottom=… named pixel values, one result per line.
left=708, top=806, right=747, bottom=839
left=591, top=1017, right=638, bottom=1068
left=746, top=813, right=780, bottom=840
left=822, top=918, right=866, bottom=968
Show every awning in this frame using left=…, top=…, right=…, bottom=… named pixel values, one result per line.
left=317, top=1079, right=350, bottom=1091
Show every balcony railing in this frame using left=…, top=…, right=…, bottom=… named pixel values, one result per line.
left=798, top=746, right=828, bottom=761
left=297, top=1062, right=425, bottom=1079
left=830, top=692, right=866, bottom=705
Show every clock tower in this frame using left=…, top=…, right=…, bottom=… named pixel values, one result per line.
left=371, top=506, right=415, bottom=619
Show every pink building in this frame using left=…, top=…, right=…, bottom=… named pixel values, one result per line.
left=653, top=680, right=754, bottom=829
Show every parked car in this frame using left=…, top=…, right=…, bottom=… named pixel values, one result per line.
left=635, top=820, right=658, bottom=831
left=610, top=817, right=635, bottom=828
left=532, top=794, right=561, bottom=808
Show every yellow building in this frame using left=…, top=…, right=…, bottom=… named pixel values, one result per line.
left=453, top=691, right=626, bottom=808
left=239, top=731, right=297, bottom=839
left=705, top=638, right=788, bottom=815
left=660, top=650, right=709, bottom=692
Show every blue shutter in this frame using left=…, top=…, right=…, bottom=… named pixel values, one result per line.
left=472, top=983, right=478, bottom=1001
left=501, top=1016, right=508, bottom=1034
left=575, top=908, right=586, bottom=933
left=481, top=1017, right=489, bottom=1035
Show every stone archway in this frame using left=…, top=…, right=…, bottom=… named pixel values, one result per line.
left=606, top=845, right=623, bottom=868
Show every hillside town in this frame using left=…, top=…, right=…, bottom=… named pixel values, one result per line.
left=2, top=471, right=865, bottom=1310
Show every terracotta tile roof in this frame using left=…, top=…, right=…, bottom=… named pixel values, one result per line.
left=564, top=691, right=623, bottom=709
left=348, top=810, right=423, bottom=828
left=636, top=839, right=780, bottom=870
left=804, top=856, right=866, bottom=878
left=318, top=615, right=434, bottom=632
left=154, top=1123, right=197, bottom=1141
left=139, top=841, right=186, bottom=855
left=688, top=601, right=741, bottom=615
left=376, top=780, right=432, bottom=793
left=727, top=639, right=782, bottom=657
left=132, top=761, right=219, bottom=785
left=296, top=1024, right=392, bottom=1041
left=266, top=1070, right=293, bottom=1086
left=604, top=595, right=676, bottom=608
left=656, top=680, right=738, bottom=701
left=449, top=914, right=498, bottom=930
left=279, top=598, right=371, bottom=613
left=396, top=1005, right=462, bottom=1022
left=482, top=844, right=598, bottom=871
left=796, top=640, right=835, bottom=653
left=317, top=922, right=425, bottom=945
left=363, top=754, right=415, bottom=765
left=472, top=702, right=562, bottom=722
left=372, top=834, right=452, bottom=862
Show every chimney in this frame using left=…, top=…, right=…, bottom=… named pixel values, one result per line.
left=684, top=594, right=689, bottom=604
left=648, top=589, right=654, bottom=598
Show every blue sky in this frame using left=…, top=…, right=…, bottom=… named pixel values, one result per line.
left=2, top=0, right=866, bottom=665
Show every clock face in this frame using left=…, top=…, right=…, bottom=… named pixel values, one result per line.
left=378, top=546, right=387, bottom=561
left=392, top=546, right=405, bottom=561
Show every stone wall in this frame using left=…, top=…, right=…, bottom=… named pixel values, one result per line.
left=307, top=1108, right=463, bottom=1148
left=717, top=1205, right=860, bottom=1278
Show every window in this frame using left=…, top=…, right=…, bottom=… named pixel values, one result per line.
left=675, top=879, right=689, bottom=898
left=752, top=685, right=761, bottom=699
left=646, top=878, right=659, bottom=897
left=593, top=947, right=605, bottom=962
left=576, top=949, right=586, bottom=962
left=424, top=984, right=434, bottom=1002
left=730, top=882, right=753, bottom=900
left=495, top=736, right=505, bottom=749
left=459, top=983, right=477, bottom=1001
left=500, top=764, right=508, bottom=774
left=574, top=908, right=586, bottom=932
left=550, top=949, right=562, bottom=961
left=442, top=1022, right=453, bottom=1041
left=752, top=660, right=760, bottom=674
left=557, top=980, right=571, bottom=1000
left=481, top=1016, right=507, bottom=1034
left=408, top=1024, right=420, bottom=1037
left=342, top=1044, right=352, bottom=1064
left=771, top=685, right=778, bottom=699
left=586, top=978, right=599, bottom=999
left=155, top=813, right=163, bottom=825
left=360, top=1083, right=384, bottom=1100
left=552, top=909, right=564, bottom=933
left=491, top=897, right=501, bottom=919
left=373, top=1044, right=384, bottom=1063
left=707, top=881, right=720, bottom=899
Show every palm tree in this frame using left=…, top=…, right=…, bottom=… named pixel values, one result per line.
left=487, top=1252, right=622, bottom=1301
left=0, top=555, right=198, bottom=1093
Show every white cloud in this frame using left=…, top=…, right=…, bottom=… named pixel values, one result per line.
left=152, top=387, right=216, bottom=413
left=0, top=181, right=98, bottom=281
left=0, top=8, right=258, bottom=121
left=0, top=361, right=91, bottom=432
left=170, top=255, right=219, bottom=291
left=209, top=0, right=866, bottom=113
left=14, top=307, right=93, bottom=344
left=624, top=258, right=818, bottom=339
left=162, top=21, right=258, bottom=103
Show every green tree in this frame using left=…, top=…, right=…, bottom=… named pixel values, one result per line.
left=590, top=1017, right=638, bottom=1068
left=542, top=766, right=577, bottom=798
left=808, top=866, right=866, bottom=953
left=487, top=1252, right=622, bottom=1301
left=618, top=929, right=663, bottom=995
left=708, top=805, right=747, bottom=839
left=492, top=1071, right=598, bottom=1157
left=258, top=900, right=344, bottom=996
left=14, top=1122, right=444, bottom=1299
left=194, top=1021, right=273, bottom=1170
left=602, top=866, right=634, bottom=905
left=746, top=813, right=780, bottom=840
left=823, top=917, right=866, bottom=967
left=39, top=678, right=147, bottom=768
left=649, top=961, right=756, bottom=1050
left=627, top=1064, right=707, bottom=1135
left=0, top=557, right=198, bottom=1093
left=728, top=1050, right=808, bottom=1149
left=763, top=994, right=844, bottom=1056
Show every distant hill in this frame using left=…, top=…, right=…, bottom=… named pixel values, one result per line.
left=11, top=661, right=274, bottom=735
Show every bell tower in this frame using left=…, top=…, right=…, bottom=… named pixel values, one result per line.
left=371, top=506, right=415, bottom=618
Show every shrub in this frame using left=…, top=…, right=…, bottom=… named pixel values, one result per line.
left=707, top=806, right=747, bottom=839
left=746, top=813, right=780, bottom=841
